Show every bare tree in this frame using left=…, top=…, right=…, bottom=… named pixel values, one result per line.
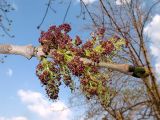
left=71, top=0, right=160, bottom=119
left=0, top=0, right=14, bottom=37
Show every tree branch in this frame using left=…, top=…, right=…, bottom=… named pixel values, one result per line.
left=0, top=44, right=35, bottom=59
left=0, top=44, right=149, bottom=78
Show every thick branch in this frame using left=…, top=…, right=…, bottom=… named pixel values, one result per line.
left=0, top=44, right=35, bottom=59
left=0, top=44, right=149, bottom=78
left=80, top=58, right=149, bottom=78
left=80, top=58, right=129, bottom=74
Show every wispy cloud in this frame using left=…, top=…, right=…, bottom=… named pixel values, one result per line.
left=17, top=89, right=72, bottom=120
left=6, top=68, right=13, bottom=77
left=0, top=116, right=28, bottom=120
left=144, top=14, right=160, bottom=77
left=115, top=0, right=131, bottom=5
left=76, top=0, right=97, bottom=4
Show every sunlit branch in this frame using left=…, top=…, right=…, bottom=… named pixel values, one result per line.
left=0, top=44, right=149, bottom=78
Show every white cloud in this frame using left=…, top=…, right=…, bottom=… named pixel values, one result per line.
left=0, top=116, right=28, bottom=120
left=76, top=0, right=97, bottom=4
left=6, top=68, right=13, bottom=77
left=116, top=0, right=131, bottom=5
left=17, top=89, right=72, bottom=120
left=144, top=14, right=160, bottom=77
left=155, top=63, right=160, bottom=74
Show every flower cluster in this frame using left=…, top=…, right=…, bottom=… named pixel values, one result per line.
left=101, top=41, right=114, bottom=55
left=67, top=56, right=85, bottom=76
left=80, top=73, right=112, bottom=105
left=37, top=23, right=125, bottom=105
left=36, top=59, right=61, bottom=100
left=39, top=24, right=72, bottom=54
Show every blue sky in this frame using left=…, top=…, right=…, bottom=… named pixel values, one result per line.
left=0, top=0, right=160, bottom=120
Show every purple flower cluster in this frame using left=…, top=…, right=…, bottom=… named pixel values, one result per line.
left=67, top=56, right=85, bottom=76
left=36, top=23, right=122, bottom=103
left=36, top=61, right=61, bottom=100
left=100, top=41, right=114, bottom=55
left=39, top=24, right=72, bottom=54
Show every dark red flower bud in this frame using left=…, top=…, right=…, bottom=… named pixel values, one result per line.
left=75, top=35, right=82, bottom=46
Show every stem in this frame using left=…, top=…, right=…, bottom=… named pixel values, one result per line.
left=0, top=44, right=35, bottom=59
left=80, top=58, right=149, bottom=78
left=0, top=44, right=149, bottom=78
